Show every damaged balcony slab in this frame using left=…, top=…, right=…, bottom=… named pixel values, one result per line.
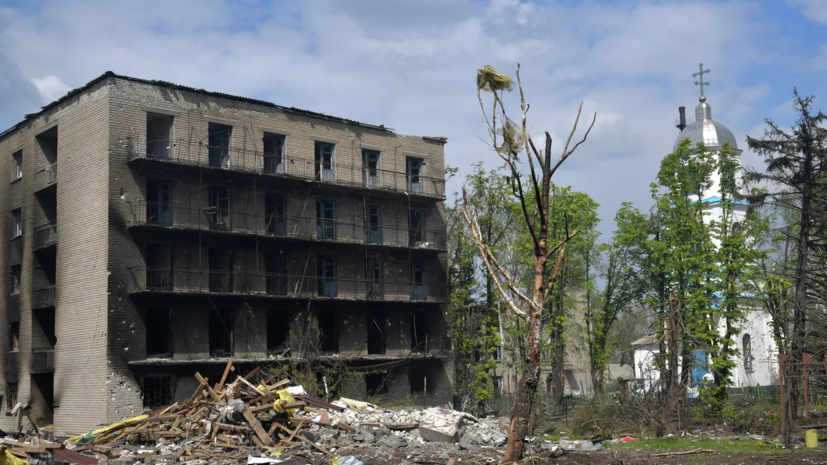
left=127, top=353, right=450, bottom=366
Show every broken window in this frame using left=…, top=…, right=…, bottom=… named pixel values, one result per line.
left=365, top=258, right=383, bottom=299
left=142, top=376, right=173, bottom=409
left=362, top=149, right=380, bottom=187
left=208, top=123, right=233, bottom=168
left=365, top=372, right=388, bottom=397
left=11, top=209, right=21, bottom=239
left=266, top=312, right=289, bottom=355
left=411, top=312, right=430, bottom=352
left=315, top=199, right=336, bottom=240
left=263, top=133, right=285, bottom=174
left=409, top=367, right=426, bottom=393
left=209, top=308, right=234, bottom=357
left=493, top=376, right=503, bottom=394
left=406, top=157, right=423, bottom=193
left=5, top=383, right=17, bottom=412
left=315, top=142, right=335, bottom=181
left=206, top=187, right=231, bottom=231
left=146, top=179, right=172, bottom=226
left=365, top=205, right=382, bottom=244
left=10, top=265, right=21, bottom=295
left=265, top=193, right=286, bottom=236
left=318, top=311, right=338, bottom=354
left=208, top=248, right=233, bottom=293
left=9, top=322, right=19, bottom=353
left=743, top=334, right=753, bottom=371
left=366, top=312, right=386, bottom=355
left=411, top=262, right=427, bottom=301
left=493, top=346, right=501, bottom=361
left=409, top=209, right=425, bottom=246
left=146, top=307, right=172, bottom=358
left=11, top=151, right=22, bottom=182
left=265, top=251, right=287, bottom=296
left=317, top=255, right=336, bottom=297
left=145, top=243, right=172, bottom=290
left=146, top=113, right=174, bottom=159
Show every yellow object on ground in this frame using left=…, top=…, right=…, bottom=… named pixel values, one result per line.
left=272, top=389, right=297, bottom=414
left=66, top=414, right=150, bottom=443
left=0, top=449, right=29, bottom=465
left=806, top=429, right=818, bottom=448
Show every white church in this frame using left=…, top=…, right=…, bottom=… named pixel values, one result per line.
left=631, top=65, right=778, bottom=394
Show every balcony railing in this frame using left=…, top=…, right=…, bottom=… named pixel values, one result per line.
left=128, top=267, right=448, bottom=303
left=32, top=286, right=56, bottom=310
left=33, top=223, right=57, bottom=250
left=127, top=137, right=445, bottom=199
left=30, top=347, right=55, bottom=374
left=131, top=201, right=447, bottom=250
left=34, top=162, right=58, bottom=186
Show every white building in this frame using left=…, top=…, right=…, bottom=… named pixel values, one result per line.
left=631, top=69, right=778, bottom=390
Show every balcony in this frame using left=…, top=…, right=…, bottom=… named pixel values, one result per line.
left=126, top=137, right=445, bottom=199
left=127, top=267, right=448, bottom=303
left=33, top=223, right=57, bottom=251
left=33, top=162, right=57, bottom=192
left=30, top=348, right=55, bottom=374
left=130, top=201, right=447, bottom=251
left=32, top=286, right=56, bottom=310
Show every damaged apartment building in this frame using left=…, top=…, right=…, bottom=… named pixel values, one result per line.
left=0, top=72, right=452, bottom=435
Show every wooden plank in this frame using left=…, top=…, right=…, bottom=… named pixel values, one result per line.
left=242, top=406, right=274, bottom=447
left=216, top=357, right=235, bottom=393
left=157, top=402, right=179, bottom=416
left=195, top=373, right=222, bottom=402
left=249, top=404, right=275, bottom=414
left=335, top=422, right=355, bottom=433
left=242, top=366, right=261, bottom=381
left=189, top=378, right=208, bottom=404
left=294, top=395, right=345, bottom=412
left=214, top=422, right=249, bottom=432
left=296, top=434, right=333, bottom=457
left=236, top=375, right=265, bottom=396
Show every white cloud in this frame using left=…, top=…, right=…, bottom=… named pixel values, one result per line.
left=31, top=75, right=71, bottom=103
left=787, top=0, right=827, bottom=23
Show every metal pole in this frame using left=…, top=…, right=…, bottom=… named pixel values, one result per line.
left=424, top=376, right=427, bottom=408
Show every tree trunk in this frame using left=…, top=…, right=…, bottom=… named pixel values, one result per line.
left=502, top=361, right=540, bottom=462
left=591, top=366, right=604, bottom=400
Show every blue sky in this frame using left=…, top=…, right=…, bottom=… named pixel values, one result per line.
left=1, top=0, right=825, bottom=235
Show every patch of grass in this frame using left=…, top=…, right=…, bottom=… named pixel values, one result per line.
left=605, top=436, right=784, bottom=454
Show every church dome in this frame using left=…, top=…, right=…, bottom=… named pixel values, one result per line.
left=673, top=96, right=738, bottom=152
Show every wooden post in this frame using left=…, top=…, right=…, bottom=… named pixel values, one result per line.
left=424, top=376, right=427, bottom=408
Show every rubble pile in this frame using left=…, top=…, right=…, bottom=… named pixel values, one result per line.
left=2, top=360, right=508, bottom=464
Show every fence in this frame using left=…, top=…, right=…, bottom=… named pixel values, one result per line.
left=128, top=137, right=446, bottom=199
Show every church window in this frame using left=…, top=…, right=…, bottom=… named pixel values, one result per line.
left=742, top=334, right=753, bottom=371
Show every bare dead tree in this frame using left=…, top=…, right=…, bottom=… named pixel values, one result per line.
left=462, top=64, right=595, bottom=462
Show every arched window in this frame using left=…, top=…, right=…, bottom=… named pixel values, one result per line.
left=743, top=334, right=753, bottom=371
left=732, top=222, right=742, bottom=233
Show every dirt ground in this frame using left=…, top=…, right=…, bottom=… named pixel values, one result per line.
left=330, top=443, right=827, bottom=465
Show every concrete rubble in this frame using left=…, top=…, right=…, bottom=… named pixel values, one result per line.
left=1, top=360, right=508, bottom=464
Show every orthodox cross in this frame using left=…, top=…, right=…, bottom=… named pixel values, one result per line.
left=693, top=63, right=710, bottom=98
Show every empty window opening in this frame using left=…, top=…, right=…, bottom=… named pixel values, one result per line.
left=9, top=322, right=19, bottom=353
left=318, top=311, right=338, bottom=354
left=145, top=243, right=172, bottom=290
left=362, top=149, right=380, bottom=187
left=317, top=255, right=336, bottom=297
left=409, top=367, right=426, bottom=393
left=366, top=312, right=386, bottom=355
left=315, top=199, right=336, bottom=240
left=315, top=142, right=335, bottom=180
left=411, top=312, right=430, bottom=352
left=265, top=193, right=286, bottom=236
left=266, top=312, right=289, bottom=355
left=146, top=179, right=172, bottom=226
left=10, top=265, right=21, bottom=295
left=146, top=307, right=172, bottom=358
left=206, top=187, right=231, bottom=231
left=365, top=258, right=383, bottom=299
left=146, top=113, right=174, bottom=158
left=6, top=382, right=18, bottom=412
left=411, top=262, right=427, bottom=301
left=406, top=157, right=423, bottom=192
left=265, top=251, right=288, bottom=296
left=409, top=209, right=425, bottom=245
left=11, top=209, right=21, bottom=239
left=365, top=372, right=388, bottom=397
left=11, top=151, right=22, bottom=182
left=209, top=309, right=234, bottom=357
left=743, top=334, right=753, bottom=371
left=208, top=123, right=232, bottom=168
left=366, top=205, right=382, bottom=244
left=36, top=127, right=58, bottom=165
left=263, top=133, right=285, bottom=174
left=208, top=248, right=234, bottom=293
left=493, top=376, right=503, bottom=394
left=142, top=376, right=173, bottom=409
left=32, top=308, right=56, bottom=351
